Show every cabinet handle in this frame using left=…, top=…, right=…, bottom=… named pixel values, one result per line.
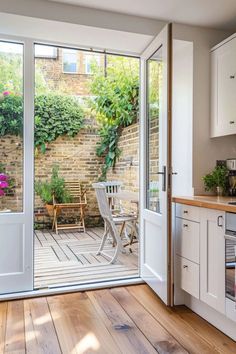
left=183, top=210, right=188, bottom=214
left=183, top=265, right=188, bottom=269
left=183, top=224, right=188, bottom=228
left=230, top=75, right=235, bottom=79
left=229, top=121, right=235, bottom=124
left=217, top=215, right=223, bottom=227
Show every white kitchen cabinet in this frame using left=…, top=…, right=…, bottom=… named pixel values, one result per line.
left=200, top=208, right=225, bottom=314
left=211, top=35, right=236, bottom=137
left=175, top=217, right=200, bottom=264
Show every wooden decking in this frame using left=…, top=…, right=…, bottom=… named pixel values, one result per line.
left=34, top=227, right=139, bottom=289
left=1, top=285, right=236, bottom=353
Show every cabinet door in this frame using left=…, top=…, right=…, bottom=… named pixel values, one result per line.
left=211, top=37, right=236, bottom=137
left=200, top=208, right=225, bottom=314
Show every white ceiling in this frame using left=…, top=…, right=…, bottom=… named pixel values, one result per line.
left=48, top=0, right=236, bottom=30
left=0, top=13, right=153, bottom=55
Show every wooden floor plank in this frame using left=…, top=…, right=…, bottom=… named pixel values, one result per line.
left=88, top=289, right=157, bottom=354
left=24, top=297, right=61, bottom=354
left=111, top=287, right=188, bottom=354
left=47, top=292, right=120, bottom=354
left=128, top=285, right=224, bottom=354
left=4, top=300, right=25, bottom=354
left=173, top=306, right=236, bottom=354
left=0, top=302, right=7, bottom=354
left=1, top=285, right=235, bottom=354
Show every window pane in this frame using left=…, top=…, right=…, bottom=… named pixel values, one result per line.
left=146, top=46, right=163, bottom=213
left=85, top=55, right=100, bottom=74
left=35, top=44, right=57, bottom=59
left=63, top=49, right=78, bottom=73
left=0, top=41, right=24, bottom=213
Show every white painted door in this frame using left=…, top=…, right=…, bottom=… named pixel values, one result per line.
left=0, top=37, right=34, bottom=294
left=140, top=24, right=172, bottom=305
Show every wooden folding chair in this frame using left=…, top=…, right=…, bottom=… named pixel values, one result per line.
left=93, top=183, right=137, bottom=263
left=52, top=182, right=87, bottom=234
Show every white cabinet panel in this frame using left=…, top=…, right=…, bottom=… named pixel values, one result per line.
left=176, top=204, right=200, bottom=222
left=200, top=208, right=225, bottom=314
left=211, top=36, right=236, bottom=137
left=176, top=255, right=199, bottom=299
left=175, top=218, right=199, bottom=264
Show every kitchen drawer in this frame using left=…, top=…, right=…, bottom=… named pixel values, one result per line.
left=176, top=255, right=200, bottom=299
left=175, top=218, right=200, bottom=264
left=176, top=203, right=200, bottom=222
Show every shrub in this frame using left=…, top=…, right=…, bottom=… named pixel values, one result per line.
left=0, top=93, right=84, bottom=152
left=35, top=165, right=72, bottom=204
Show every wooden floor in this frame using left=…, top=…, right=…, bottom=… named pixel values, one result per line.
left=34, top=227, right=139, bottom=289
left=1, top=285, right=236, bottom=354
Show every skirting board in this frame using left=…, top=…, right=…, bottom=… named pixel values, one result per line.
left=184, top=293, right=236, bottom=341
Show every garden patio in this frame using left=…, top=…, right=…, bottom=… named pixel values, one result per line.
left=0, top=43, right=144, bottom=288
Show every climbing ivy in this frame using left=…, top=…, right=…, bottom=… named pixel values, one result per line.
left=0, top=93, right=84, bottom=152
left=89, top=56, right=139, bottom=179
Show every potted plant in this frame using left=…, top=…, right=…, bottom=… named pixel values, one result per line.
left=202, top=165, right=228, bottom=196
left=35, top=165, right=72, bottom=216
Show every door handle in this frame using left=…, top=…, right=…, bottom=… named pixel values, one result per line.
left=157, top=166, right=166, bottom=192
left=217, top=215, right=223, bottom=227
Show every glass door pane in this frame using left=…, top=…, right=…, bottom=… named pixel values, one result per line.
left=146, top=46, right=163, bottom=214
left=0, top=41, right=24, bottom=213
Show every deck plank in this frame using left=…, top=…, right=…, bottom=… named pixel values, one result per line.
left=34, top=227, right=139, bottom=288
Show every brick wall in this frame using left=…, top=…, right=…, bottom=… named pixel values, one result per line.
left=0, top=121, right=140, bottom=226
left=36, top=49, right=104, bottom=96
left=107, top=123, right=139, bottom=192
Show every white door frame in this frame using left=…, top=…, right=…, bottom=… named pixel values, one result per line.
left=139, top=24, right=172, bottom=305
left=0, top=33, right=143, bottom=299
left=0, top=34, right=34, bottom=294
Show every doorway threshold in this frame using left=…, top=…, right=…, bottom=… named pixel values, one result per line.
left=0, top=277, right=143, bottom=301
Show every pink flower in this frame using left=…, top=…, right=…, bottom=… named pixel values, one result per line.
left=3, top=91, right=10, bottom=96
left=0, top=181, right=8, bottom=189
left=0, top=173, right=8, bottom=181
left=0, top=189, right=4, bottom=196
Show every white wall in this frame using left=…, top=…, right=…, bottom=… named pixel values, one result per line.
left=172, top=40, right=194, bottom=196
left=173, top=24, right=236, bottom=195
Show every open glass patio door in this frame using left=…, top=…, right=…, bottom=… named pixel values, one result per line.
left=140, top=24, right=172, bottom=305
left=0, top=37, right=34, bottom=294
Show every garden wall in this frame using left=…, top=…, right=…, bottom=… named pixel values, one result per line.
left=1, top=121, right=140, bottom=226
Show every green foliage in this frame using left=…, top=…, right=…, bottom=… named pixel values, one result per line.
left=0, top=52, right=47, bottom=95
left=35, top=165, right=72, bottom=204
left=96, top=124, right=121, bottom=180
left=89, top=56, right=139, bottom=178
left=0, top=53, right=23, bottom=94
left=0, top=94, right=23, bottom=136
left=203, top=165, right=228, bottom=192
left=0, top=93, right=84, bottom=152
left=34, top=94, right=84, bottom=152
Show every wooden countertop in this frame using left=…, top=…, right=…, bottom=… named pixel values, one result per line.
left=172, top=195, right=236, bottom=213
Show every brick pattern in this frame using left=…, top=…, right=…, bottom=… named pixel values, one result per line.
left=36, top=49, right=104, bottom=96
left=0, top=120, right=141, bottom=226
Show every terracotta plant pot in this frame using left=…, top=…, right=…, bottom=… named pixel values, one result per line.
left=45, top=204, right=54, bottom=217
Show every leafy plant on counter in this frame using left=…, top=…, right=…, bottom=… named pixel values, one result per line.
left=202, top=165, right=228, bottom=193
